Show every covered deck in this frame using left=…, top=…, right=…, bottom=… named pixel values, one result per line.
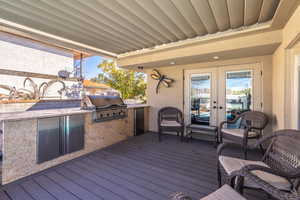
left=0, top=133, right=266, bottom=200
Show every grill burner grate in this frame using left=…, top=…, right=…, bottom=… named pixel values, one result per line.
left=81, top=95, right=127, bottom=122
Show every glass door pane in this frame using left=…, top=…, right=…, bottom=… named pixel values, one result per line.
left=225, top=70, right=253, bottom=122
left=190, top=74, right=211, bottom=125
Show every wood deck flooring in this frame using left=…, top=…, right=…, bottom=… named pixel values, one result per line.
left=0, top=133, right=272, bottom=200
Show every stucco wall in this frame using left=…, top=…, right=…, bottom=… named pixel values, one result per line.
left=0, top=32, right=75, bottom=98
left=146, top=55, right=273, bottom=134
left=272, top=45, right=285, bottom=130
left=272, top=5, right=300, bottom=130
left=0, top=32, right=73, bottom=75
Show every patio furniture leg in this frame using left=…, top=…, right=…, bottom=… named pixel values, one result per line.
left=214, top=129, right=218, bottom=148
left=258, top=131, right=265, bottom=155
left=188, top=130, right=193, bottom=143
left=230, top=177, right=235, bottom=188
left=235, top=176, right=244, bottom=195
left=243, top=146, right=248, bottom=160
left=259, top=144, right=265, bottom=155
left=217, top=162, right=222, bottom=187
left=219, top=129, right=223, bottom=143
left=158, top=129, right=162, bottom=142
left=243, top=138, right=248, bottom=160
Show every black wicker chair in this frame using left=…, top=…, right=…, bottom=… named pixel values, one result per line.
left=233, top=166, right=300, bottom=200
left=219, top=111, right=269, bottom=159
left=217, top=129, right=300, bottom=199
left=158, top=107, right=184, bottom=142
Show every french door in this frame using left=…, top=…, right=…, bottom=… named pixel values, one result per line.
left=184, top=64, right=261, bottom=126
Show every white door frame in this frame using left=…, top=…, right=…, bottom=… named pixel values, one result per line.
left=217, top=63, right=262, bottom=123
left=184, top=63, right=262, bottom=126
left=184, top=68, right=218, bottom=126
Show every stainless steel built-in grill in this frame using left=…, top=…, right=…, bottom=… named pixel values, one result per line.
left=81, top=95, right=127, bottom=122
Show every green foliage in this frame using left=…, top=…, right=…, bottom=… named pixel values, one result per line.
left=232, top=88, right=251, bottom=95
left=91, top=60, right=146, bottom=100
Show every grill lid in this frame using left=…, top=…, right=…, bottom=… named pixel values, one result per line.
left=87, top=95, right=125, bottom=108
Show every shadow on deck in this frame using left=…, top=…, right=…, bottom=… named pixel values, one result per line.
left=0, top=133, right=271, bottom=200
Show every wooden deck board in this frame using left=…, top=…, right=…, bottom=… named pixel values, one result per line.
left=1, top=133, right=273, bottom=200
left=0, top=189, right=10, bottom=200
left=4, top=184, right=34, bottom=200
left=20, top=179, right=57, bottom=200
left=44, top=170, right=101, bottom=200
left=94, top=152, right=213, bottom=197
left=55, top=166, right=120, bottom=200
left=65, top=161, right=147, bottom=200
left=33, top=175, right=80, bottom=200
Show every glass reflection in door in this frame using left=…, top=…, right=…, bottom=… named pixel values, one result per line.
left=190, top=74, right=211, bottom=125
left=225, top=70, right=253, bottom=122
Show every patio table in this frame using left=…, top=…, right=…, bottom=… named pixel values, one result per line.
left=185, top=124, right=218, bottom=147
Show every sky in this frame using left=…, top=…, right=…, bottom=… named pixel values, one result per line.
left=82, top=56, right=104, bottom=80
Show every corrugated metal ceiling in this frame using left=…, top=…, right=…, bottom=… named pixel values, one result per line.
left=0, top=0, right=280, bottom=54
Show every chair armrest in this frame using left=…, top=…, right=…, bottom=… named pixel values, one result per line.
left=220, top=115, right=241, bottom=128
left=234, top=164, right=287, bottom=179
left=248, top=131, right=287, bottom=149
left=219, top=117, right=240, bottom=129
left=179, top=120, right=184, bottom=126
left=232, top=165, right=300, bottom=200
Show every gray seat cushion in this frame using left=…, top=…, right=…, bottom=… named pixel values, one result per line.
left=187, top=124, right=217, bottom=132
left=219, top=156, right=292, bottom=190
left=161, top=120, right=181, bottom=127
left=201, top=184, right=246, bottom=200
left=221, top=128, right=258, bottom=137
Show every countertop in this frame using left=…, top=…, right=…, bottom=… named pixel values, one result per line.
left=127, top=104, right=149, bottom=109
left=0, top=104, right=149, bottom=122
left=0, top=108, right=92, bottom=121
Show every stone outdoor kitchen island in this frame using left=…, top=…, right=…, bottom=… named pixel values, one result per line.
left=0, top=103, right=148, bottom=185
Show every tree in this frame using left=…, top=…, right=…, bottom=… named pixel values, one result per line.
left=91, top=60, right=146, bottom=100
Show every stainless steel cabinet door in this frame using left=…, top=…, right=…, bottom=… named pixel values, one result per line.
left=37, top=117, right=63, bottom=163
left=66, top=115, right=85, bottom=153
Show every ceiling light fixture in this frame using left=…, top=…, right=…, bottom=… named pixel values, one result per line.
left=213, top=56, right=219, bottom=60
